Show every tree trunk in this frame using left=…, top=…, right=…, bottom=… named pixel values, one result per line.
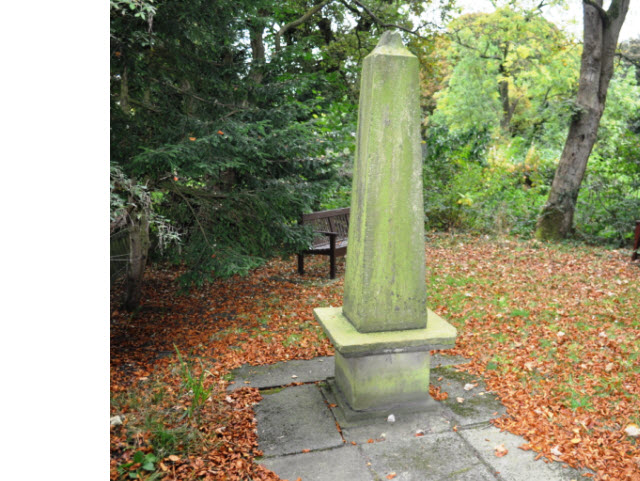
left=535, top=0, right=629, bottom=240
left=120, top=66, right=129, bottom=114
left=124, top=207, right=150, bottom=311
left=498, top=44, right=512, bottom=134
left=248, top=19, right=266, bottom=85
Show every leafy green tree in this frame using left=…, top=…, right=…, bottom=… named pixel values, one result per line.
left=431, top=6, right=579, bottom=138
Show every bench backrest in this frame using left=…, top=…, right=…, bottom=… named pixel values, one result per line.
left=301, top=208, right=350, bottom=248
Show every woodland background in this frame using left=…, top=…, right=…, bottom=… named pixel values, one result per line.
left=104, top=1, right=640, bottom=480
left=109, top=0, right=640, bottom=308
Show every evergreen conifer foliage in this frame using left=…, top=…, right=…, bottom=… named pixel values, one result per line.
left=110, top=0, right=344, bottom=306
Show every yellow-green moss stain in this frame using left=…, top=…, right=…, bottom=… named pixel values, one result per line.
left=335, top=349, right=430, bottom=411
left=343, top=32, right=426, bottom=333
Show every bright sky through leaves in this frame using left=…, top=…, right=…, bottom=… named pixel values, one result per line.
left=455, top=0, right=639, bottom=41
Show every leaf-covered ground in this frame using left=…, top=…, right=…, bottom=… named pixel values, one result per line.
left=110, top=235, right=640, bottom=480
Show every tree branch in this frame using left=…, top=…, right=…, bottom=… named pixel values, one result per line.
left=275, top=0, right=333, bottom=52
left=448, top=27, right=502, bottom=61
left=350, top=0, right=428, bottom=39
left=616, top=50, right=640, bottom=68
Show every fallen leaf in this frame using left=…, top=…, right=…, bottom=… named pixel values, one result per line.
left=456, top=397, right=465, bottom=403
left=386, top=473, right=397, bottom=479
left=495, top=444, right=508, bottom=457
left=463, top=383, right=476, bottom=391
left=302, top=449, right=310, bottom=453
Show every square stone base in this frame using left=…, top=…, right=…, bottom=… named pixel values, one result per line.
left=314, top=306, right=457, bottom=416
left=335, top=349, right=432, bottom=411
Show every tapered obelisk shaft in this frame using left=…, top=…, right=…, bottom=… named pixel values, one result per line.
left=343, top=31, right=426, bottom=333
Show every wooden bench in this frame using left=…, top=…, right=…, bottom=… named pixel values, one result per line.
left=633, top=220, right=640, bottom=261
left=297, top=208, right=349, bottom=279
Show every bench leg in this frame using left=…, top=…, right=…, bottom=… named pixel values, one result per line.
left=633, top=220, right=640, bottom=261
left=330, top=254, right=336, bottom=279
left=298, top=254, right=305, bottom=275
left=329, top=235, right=336, bottom=279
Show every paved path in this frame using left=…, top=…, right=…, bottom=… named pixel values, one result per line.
left=229, top=355, right=591, bottom=481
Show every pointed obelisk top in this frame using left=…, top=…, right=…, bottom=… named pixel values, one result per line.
left=369, top=31, right=414, bottom=57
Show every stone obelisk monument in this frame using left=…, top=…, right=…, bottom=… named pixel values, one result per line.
left=314, top=32, right=457, bottom=420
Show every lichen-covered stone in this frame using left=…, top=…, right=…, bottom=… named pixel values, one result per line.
left=314, top=307, right=456, bottom=357
left=343, top=31, right=426, bottom=333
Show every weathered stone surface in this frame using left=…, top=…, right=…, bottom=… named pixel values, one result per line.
left=335, top=349, right=431, bottom=411
left=319, top=381, right=453, bottom=442
left=255, top=384, right=343, bottom=456
left=431, top=352, right=471, bottom=368
left=226, top=356, right=333, bottom=391
left=259, top=446, right=374, bottom=481
left=260, top=446, right=373, bottom=481
left=314, top=307, right=457, bottom=356
left=459, top=425, right=592, bottom=480
left=248, top=357, right=584, bottom=481
left=342, top=31, right=426, bottom=333
left=430, top=366, right=506, bottom=428
left=360, top=432, right=497, bottom=480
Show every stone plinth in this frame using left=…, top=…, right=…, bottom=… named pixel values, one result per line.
left=315, top=307, right=456, bottom=412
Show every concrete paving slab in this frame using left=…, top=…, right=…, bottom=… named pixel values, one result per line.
left=459, top=425, right=591, bottom=481
left=227, top=356, right=334, bottom=391
left=359, top=431, right=498, bottom=481
left=259, top=446, right=374, bottom=481
left=431, top=352, right=471, bottom=368
left=320, top=378, right=438, bottom=427
left=256, top=384, right=343, bottom=457
left=320, top=381, right=453, bottom=443
left=430, top=366, right=506, bottom=428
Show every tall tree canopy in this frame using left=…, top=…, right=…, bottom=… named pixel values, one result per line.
left=110, top=0, right=452, bottom=308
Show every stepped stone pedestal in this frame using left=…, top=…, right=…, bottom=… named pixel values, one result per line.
left=315, top=31, right=457, bottom=419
